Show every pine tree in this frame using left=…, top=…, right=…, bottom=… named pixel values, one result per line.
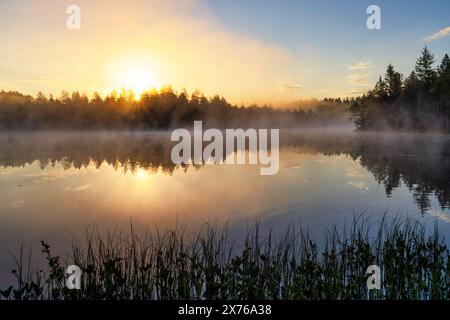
left=372, top=76, right=389, bottom=101
left=415, top=46, right=436, bottom=89
left=437, top=54, right=450, bottom=128
left=403, top=71, right=419, bottom=100
left=385, top=64, right=402, bottom=100
left=438, top=54, right=450, bottom=78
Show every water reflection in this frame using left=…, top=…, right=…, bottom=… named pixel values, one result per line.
left=1, top=130, right=450, bottom=213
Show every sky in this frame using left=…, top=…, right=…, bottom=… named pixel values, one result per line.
left=0, top=0, right=449, bottom=104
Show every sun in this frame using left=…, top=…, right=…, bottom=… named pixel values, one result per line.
left=108, top=57, right=160, bottom=98
left=122, top=69, right=156, bottom=98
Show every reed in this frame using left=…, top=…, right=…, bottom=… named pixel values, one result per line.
left=1, top=215, right=449, bottom=300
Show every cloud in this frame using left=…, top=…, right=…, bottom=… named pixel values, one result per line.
left=345, top=60, right=373, bottom=93
left=341, top=60, right=374, bottom=96
left=346, top=73, right=371, bottom=85
left=345, top=89, right=369, bottom=95
left=423, top=26, right=450, bottom=42
left=331, top=88, right=369, bottom=97
left=349, top=61, right=372, bottom=70
left=279, top=83, right=302, bottom=93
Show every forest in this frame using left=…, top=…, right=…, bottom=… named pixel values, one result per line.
left=0, top=88, right=349, bottom=130
left=350, top=47, right=450, bottom=131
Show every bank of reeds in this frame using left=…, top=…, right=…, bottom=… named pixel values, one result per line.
left=1, top=216, right=449, bottom=300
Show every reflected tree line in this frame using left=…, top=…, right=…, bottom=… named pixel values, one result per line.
left=0, top=132, right=179, bottom=174
left=1, top=131, right=450, bottom=213
left=0, top=87, right=349, bottom=129
left=347, top=134, right=450, bottom=213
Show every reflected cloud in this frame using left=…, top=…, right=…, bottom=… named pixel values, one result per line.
left=64, top=184, right=93, bottom=192
left=346, top=168, right=369, bottom=179
left=22, top=168, right=94, bottom=183
left=428, top=209, right=450, bottom=223
left=348, top=181, right=369, bottom=191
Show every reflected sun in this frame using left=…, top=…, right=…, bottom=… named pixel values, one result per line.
left=136, top=168, right=149, bottom=180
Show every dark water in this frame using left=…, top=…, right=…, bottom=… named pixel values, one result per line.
left=1, top=129, right=450, bottom=286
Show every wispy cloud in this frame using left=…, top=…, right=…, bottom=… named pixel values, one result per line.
left=346, top=73, right=371, bottom=85
left=344, top=60, right=373, bottom=95
left=423, top=26, right=450, bottom=42
left=279, top=83, right=302, bottom=93
left=349, top=61, right=372, bottom=70
left=333, top=89, right=369, bottom=97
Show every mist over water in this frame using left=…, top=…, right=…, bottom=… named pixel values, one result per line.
left=1, top=129, right=450, bottom=286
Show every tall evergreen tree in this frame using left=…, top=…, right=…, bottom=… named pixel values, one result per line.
left=371, top=76, right=389, bottom=101
left=437, top=54, right=450, bottom=127
left=403, top=71, right=419, bottom=103
left=437, top=54, right=450, bottom=78
left=415, top=46, right=436, bottom=89
left=385, top=64, right=402, bottom=100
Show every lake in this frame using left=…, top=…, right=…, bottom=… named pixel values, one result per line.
left=1, top=129, right=450, bottom=286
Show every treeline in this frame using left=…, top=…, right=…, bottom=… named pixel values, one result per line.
left=350, top=47, right=450, bottom=131
left=0, top=87, right=349, bottom=130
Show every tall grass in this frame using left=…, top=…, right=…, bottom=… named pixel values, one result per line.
left=1, top=215, right=449, bottom=300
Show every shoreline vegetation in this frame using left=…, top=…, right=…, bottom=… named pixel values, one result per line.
left=1, top=216, right=449, bottom=300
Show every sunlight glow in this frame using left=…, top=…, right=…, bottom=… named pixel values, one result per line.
left=109, top=57, right=160, bottom=98
left=135, top=168, right=149, bottom=180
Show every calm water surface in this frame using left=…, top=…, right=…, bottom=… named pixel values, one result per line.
left=1, top=130, right=450, bottom=285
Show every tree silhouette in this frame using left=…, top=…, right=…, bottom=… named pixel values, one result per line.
left=350, top=47, right=450, bottom=131
left=385, top=64, right=402, bottom=101
left=415, top=46, right=436, bottom=90
left=0, top=88, right=351, bottom=130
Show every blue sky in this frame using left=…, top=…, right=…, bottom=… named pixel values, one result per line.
left=206, top=0, right=450, bottom=79
left=205, top=0, right=449, bottom=61
left=203, top=0, right=450, bottom=97
left=0, top=0, right=449, bottom=103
